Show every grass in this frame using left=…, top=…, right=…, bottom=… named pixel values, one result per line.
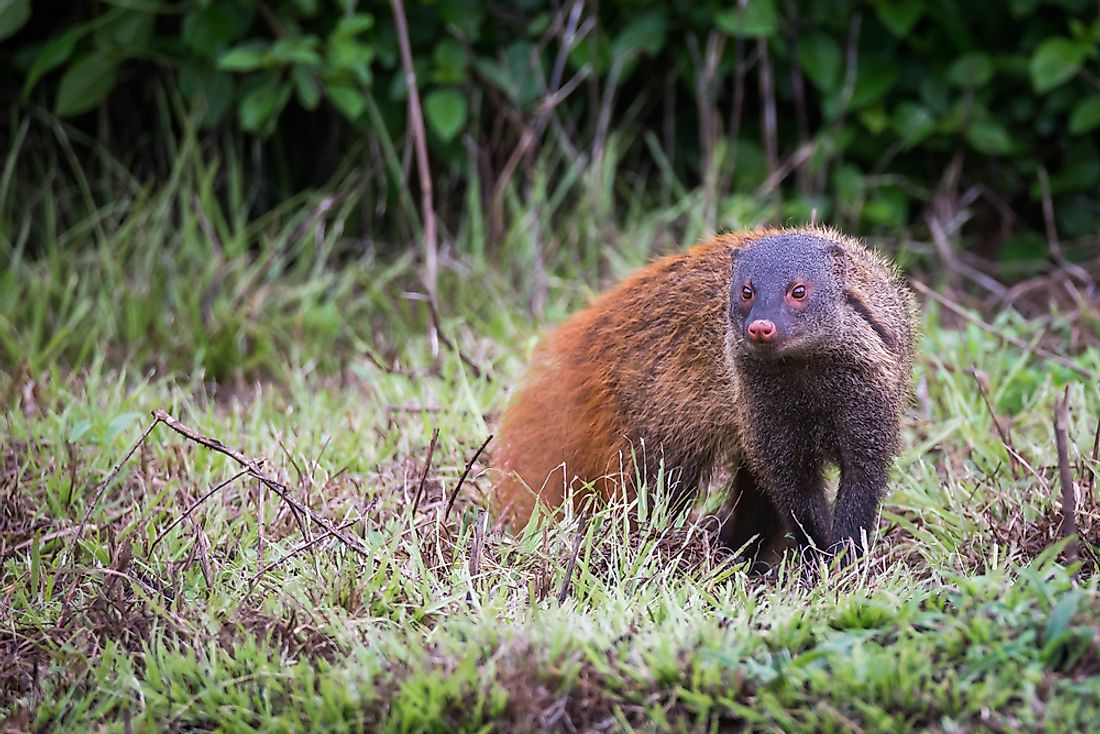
left=3, top=116, right=1100, bottom=732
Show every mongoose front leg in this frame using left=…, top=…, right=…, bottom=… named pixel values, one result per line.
left=767, top=457, right=831, bottom=554
left=831, top=454, right=890, bottom=563
left=719, top=468, right=784, bottom=570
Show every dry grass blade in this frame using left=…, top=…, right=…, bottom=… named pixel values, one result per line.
left=63, top=416, right=161, bottom=567
left=1054, top=387, right=1079, bottom=563
left=444, top=434, right=493, bottom=521
left=248, top=518, right=361, bottom=587
left=411, top=427, right=440, bottom=517
left=152, top=410, right=371, bottom=558
left=969, top=367, right=1023, bottom=477
left=148, top=467, right=251, bottom=557
left=558, top=511, right=588, bottom=604
left=1089, top=414, right=1100, bottom=499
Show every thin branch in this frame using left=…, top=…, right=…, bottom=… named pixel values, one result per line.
left=910, top=279, right=1096, bottom=381
left=444, top=434, right=494, bottom=521
left=152, top=410, right=371, bottom=558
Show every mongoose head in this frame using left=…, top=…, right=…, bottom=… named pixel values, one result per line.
left=728, top=232, right=846, bottom=361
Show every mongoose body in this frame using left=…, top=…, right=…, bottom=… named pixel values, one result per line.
left=491, top=226, right=917, bottom=561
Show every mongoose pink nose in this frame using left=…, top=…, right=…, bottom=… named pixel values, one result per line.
left=747, top=319, right=777, bottom=343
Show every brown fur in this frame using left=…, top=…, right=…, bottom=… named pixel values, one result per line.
left=491, top=226, right=917, bottom=562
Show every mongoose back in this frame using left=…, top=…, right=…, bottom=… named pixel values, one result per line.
left=491, top=226, right=917, bottom=562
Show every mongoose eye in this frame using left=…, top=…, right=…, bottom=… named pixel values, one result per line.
left=741, top=286, right=754, bottom=301
left=790, top=285, right=807, bottom=300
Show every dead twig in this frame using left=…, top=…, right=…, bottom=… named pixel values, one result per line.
left=910, top=279, right=1096, bottom=381
left=1054, top=387, right=1079, bottom=563
left=388, top=0, right=439, bottom=354
left=444, top=434, right=493, bottom=521
left=411, top=428, right=440, bottom=517
left=152, top=410, right=371, bottom=558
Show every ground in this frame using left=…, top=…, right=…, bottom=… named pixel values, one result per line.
left=3, top=271, right=1099, bottom=732
left=1, top=135, right=1099, bottom=731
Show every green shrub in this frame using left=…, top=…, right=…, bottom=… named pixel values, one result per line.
left=3, top=0, right=1099, bottom=262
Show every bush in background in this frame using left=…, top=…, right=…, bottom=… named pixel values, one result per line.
left=3, top=0, right=1099, bottom=269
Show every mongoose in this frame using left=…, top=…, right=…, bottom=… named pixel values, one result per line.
left=491, top=226, right=917, bottom=564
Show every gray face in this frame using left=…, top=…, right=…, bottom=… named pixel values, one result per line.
left=729, top=233, right=844, bottom=360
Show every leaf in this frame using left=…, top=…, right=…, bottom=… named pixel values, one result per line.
left=68, top=419, right=93, bottom=443
left=334, top=13, right=375, bottom=37
left=105, top=412, right=142, bottom=444
left=328, top=34, right=374, bottom=83
left=425, top=89, right=467, bottom=141
left=55, top=52, right=119, bottom=117
left=715, top=0, right=778, bottom=39
left=325, top=82, right=365, bottom=119
left=94, top=8, right=154, bottom=52
left=833, top=164, right=864, bottom=207
left=218, top=41, right=271, bottom=71
left=23, top=23, right=93, bottom=98
left=1043, top=591, right=1081, bottom=644
left=440, top=0, right=483, bottom=40
left=238, top=79, right=291, bottom=136
left=859, top=105, right=889, bottom=135
left=292, top=64, right=321, bottom=110
left=1009, top=0, right=1041, bottom=17
left=892, top=102, right=936, bottom=149
left=0, top=0, right=30, bottom=41
left=1069, top=95, right=1100, bottom=135
left=291, top=0, right=319, bottom=16
left=850, top=58, right=898, bottom=109
left=864, top=189, right=908, bottom=227
left=612, top=10, right=667, bottom=59
left=432, top=39, right=468, bottom=85
left=967, top=118, right=1013, bottom=155
left=1030, top=38, right=1085, bottom=93
left=875, top=0, right=923, bottom=37
left=798, top=32, right=841, bottom=91
left=182, top=3, right=244, bottom=57
left=947, top=52, right=993, bottom=87
left=270, top=36, right=321, bottom=66
left=177, top=64, right=234, bottom=127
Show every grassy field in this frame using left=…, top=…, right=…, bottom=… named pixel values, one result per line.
left=3, top=127, right=1100, bottom=732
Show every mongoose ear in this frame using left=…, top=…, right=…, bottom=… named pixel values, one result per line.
left=827, top=243, right=847, bottom=280
left=729, top=247, right=742, bottom=272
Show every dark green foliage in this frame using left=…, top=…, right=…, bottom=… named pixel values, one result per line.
left=3, top=0, right=1100, bottom=255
